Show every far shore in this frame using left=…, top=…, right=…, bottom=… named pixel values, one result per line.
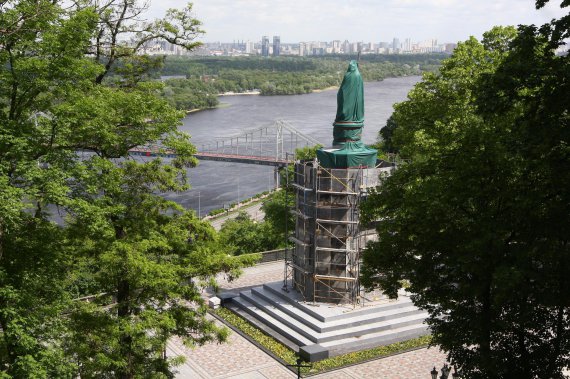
left=311, top=86, right=337, bottom=93
left=218, top=90, right=260, bottom=96
left=218, top=85, right=338, bottom=98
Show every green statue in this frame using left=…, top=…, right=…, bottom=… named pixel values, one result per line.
left=335, top=60, right=364, bottom=125
left=332, top=60, right=364, bottom=147
left=316, top=60, right=377, bottom=169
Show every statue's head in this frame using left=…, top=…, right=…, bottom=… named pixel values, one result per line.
left=347, top=60, right=358, bottom=72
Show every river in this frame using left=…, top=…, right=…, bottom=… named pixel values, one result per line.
left=162, top=76, right=421, bottom=216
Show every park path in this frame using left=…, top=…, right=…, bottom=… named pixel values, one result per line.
left=168, top=261, right=447, bottom=379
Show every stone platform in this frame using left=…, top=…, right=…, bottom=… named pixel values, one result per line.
left=224, top=281, right=429, bottom=362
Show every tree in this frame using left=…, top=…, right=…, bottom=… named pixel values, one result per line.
left=361, top=19, right=570, bottom=379
left=262, top=144, right=323, bottom=247
left=0, top=1, right=254, bottom=377
left=0, top=1, right=100, bottom=375
left=65, top=159, right=255, bottom=378
left=218, top=212, right=277, bottom=255
left=376, top=115, right=399, bottom=154
left=261, top=190, right=294, bottom=248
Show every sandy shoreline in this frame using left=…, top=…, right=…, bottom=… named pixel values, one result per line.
left=218, top=91, right=260, bottom=96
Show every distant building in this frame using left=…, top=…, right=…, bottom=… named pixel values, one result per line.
left=403, top=38, right=412, bottom=52
left=342, top=40, right=350, bottom=54
left=312, top=47, right=325, bottom=56
left=261, top=36, right=270, bottom=57
left=273, top=36, right=280, bottom=56
left=332, top=40, right=341, bottom=54
left=299, top=42, right=307, bottom=56
left=392, top=37, right=400, bottom=50
left=245, top=41, right=255, bottom=54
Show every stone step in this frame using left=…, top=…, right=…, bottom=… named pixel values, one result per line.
left=322, top=323, right=429, bottom=357
left=251, top=286, right=424, bottom=333
left=231, top=295, right=313, bottom=347
left=263, top=282, right=414, bottom=322
left=223, top=302, right=301, bottom=353
left=237, top=289, right=428, bottom=344
left=239, top=290, right=320, bottom=343
left=316, top=312, right=428, bottom=343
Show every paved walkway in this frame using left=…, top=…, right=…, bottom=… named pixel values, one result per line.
left=168, top=261, right=447, bottom=379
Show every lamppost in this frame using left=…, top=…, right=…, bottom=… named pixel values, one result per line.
left=237, top=175, right=240, bottom=205
left=191, top=191, right=201, bottom=218
left=286, top=358, right=311, bottom=379
left=430, top=364, right=461, bottom=379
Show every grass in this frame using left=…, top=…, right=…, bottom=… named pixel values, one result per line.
left=214, top=307, right=432, bottom=375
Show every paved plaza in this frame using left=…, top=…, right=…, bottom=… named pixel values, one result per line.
left=168, top=261, right=447, bottom=379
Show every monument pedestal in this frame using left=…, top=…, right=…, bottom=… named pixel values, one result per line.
left=225, top=282, right=429, bottom=361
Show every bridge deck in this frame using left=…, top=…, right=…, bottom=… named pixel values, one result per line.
left=194, top=152, right=290, bottom=167
left=129, top=149, right=291, bottom=167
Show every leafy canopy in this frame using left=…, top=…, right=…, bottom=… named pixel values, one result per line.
left=361, top=19, right=570, bottom=379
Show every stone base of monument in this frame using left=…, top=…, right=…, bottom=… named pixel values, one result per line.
left=223, top=281, right=429, bottom=362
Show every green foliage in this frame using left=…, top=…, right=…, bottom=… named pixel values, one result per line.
left=260, top=190, right=294, bottom=247
left=157, top=55, right=442, bottom=102
left=259, top=144, right=323, bottom=248
left=309, top=335, right=432, bottom=373
left=361, top=21, right=570, bottom=379
left=375, top=115, right=399, bottom=154
left=218, top=212, right=280, bottom=255
left=0, top=0, right=253, bottom=377
left=162, top=78, right=219, bottom=111
left=214, top=307, right=432, bottom=374
left=294, top=144, right=323, bottom=161
left=208, top=208, right=226, bottom=217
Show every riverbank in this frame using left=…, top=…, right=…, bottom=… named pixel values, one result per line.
left=219, top=90, right=261, bottom=96
left=186, top=102, right=231, bottom=114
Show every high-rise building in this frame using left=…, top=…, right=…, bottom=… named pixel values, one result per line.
left=299, top=42, right=308, bottom=56
left=392, top=37, right=400, bottom=50
left=245, top=41, right=255, bottom=54
left=332, top=40, right=341, bottom=54
left=261, top=36, right=270, bottom=57
left=272, top=36, right=280, bottom=56
left=403, top=38, right=412, bottom=52
left=342, top=40, right=350, bottom=54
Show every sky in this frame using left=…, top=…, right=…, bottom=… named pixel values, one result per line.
left=148, top=0, right=568, bottom=44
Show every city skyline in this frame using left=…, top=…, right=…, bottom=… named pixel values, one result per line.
left=148, top=0, right=567, bottom=44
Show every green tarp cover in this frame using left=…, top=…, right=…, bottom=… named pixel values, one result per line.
left=333, top=126, right=362, bottom=146
left=316, top=142, right=377, bottom=168
left=317, top=60, right=377, bottom=168
left=334, top=60, right=364, bottom=124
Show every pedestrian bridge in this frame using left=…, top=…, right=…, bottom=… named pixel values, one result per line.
left=129, top=120, right=322, bottom=167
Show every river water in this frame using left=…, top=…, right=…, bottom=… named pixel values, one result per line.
left=162, top=76, right=421, bottom=216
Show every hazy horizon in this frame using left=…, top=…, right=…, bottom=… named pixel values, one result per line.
left=148, top=0, right=568, bottom=44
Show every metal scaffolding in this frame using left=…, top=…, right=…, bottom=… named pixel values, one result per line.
left=283, top=160, right=389, bottom=305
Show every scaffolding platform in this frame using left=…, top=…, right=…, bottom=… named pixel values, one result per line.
left=283, top=160, right=391, bottom=305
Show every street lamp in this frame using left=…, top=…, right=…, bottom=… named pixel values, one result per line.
left=430, top=364, right=461, bottom=379
left=197, top=191, right=201, bottom=218
left=189, top=191, right=201, bottom=218
left=431, top=366, right=438, bottom=379
left=286, top=358, right=311, bottom=379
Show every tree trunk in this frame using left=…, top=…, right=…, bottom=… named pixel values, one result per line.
left=480, top=281, right=492, bottom=374
left=115, top=224, right=133, bottom=379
